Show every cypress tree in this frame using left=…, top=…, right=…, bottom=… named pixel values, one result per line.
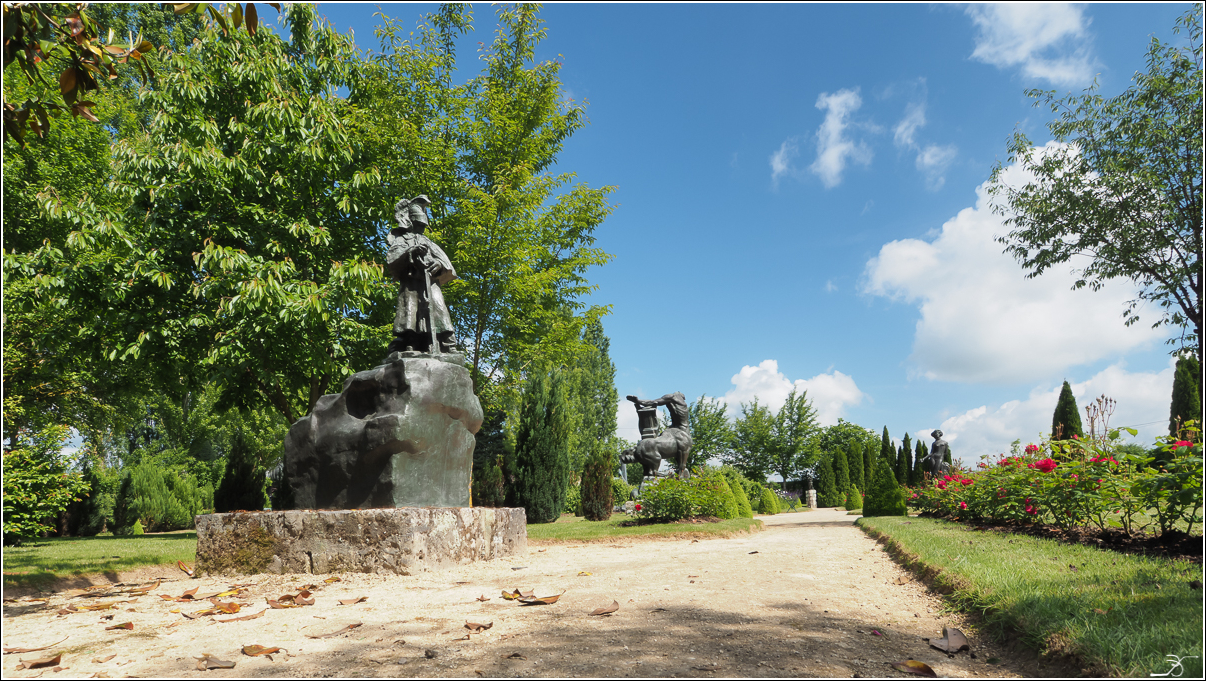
left=880, top=426, right=893, bottom=469
left=863, top=456, right=907, bottom=517
left=816, top=454, right=840, bottom=506
left=847, top=441, right=864, bottom=492
left=214, top=430, right=266, bottom=513
left=506, top=370, right=572, bottom=524
left=864, top=438, right=874, bottom=494
left=944, top=444, right=953, bottom=466
left=833, top=447, right=850, bottom=493
left=579, top=450, right=613, bottom=521
left=900, top=433, right=912, bottom=486
left=472, top=409, right=508, bottom=507
left=1051, top=381, right=1084, bottom=441
left=912, top=440, right=927, bottom=486
left=1169, top=354, right=1202, bottom=440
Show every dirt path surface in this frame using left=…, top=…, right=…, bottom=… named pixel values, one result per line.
left=3, top=509, right=1077, bottom=678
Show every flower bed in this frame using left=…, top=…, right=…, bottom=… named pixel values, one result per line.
left=910, top=427, right=1202, bottom=539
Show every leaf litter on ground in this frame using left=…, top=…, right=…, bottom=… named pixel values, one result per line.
left=194, top=653, right=235, bottom=670
left=3, top=637, right=68, bottom=654
left=517, top=592, right=564, bottom=606
left=104, top=622, right=133, bottom=631
left=337, top=596, right=368, bottom=606
left=929, top=626, right=969, bottom=653
left=16, top=653, right=63, bottom=670
left=588, top=601, right=619, bottom=616
left=216, top=609, right=267, bottom=623
left=890, top=660, right=937, bottom=677
left=464, top=621, right=493, bottom=633
left=242, top=645, right=282, bottom=657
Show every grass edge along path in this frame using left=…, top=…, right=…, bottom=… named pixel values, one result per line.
left=3, top=532, right=199, bottom=591
left=857, top=516, right=1204, bottom=678
left=526, top=514, right=763, bottom=543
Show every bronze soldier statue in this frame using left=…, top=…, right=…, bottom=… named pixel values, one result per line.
left=385, top=196, right=458, bottom=354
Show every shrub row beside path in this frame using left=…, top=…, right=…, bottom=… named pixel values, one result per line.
left=1, top=509, right=1075, bottom=678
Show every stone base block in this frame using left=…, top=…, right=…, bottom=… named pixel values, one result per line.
left=195, top=507, right=526, bottom=576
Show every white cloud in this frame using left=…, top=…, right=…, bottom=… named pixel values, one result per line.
left=893, top=101, right=926, bottom=149
left=966, top=4, right=1095, bottom=86
left=862, top=144, right=1164, bottom=383
left=915, top=144, right=958, bottom=190
left=935, top=360, right=1176, bottom=461
left=892, top=100, right=956, bottom=190
left=723, top=359, right=865, bottom=427
left=824, top=280, right=838, bottom=293
left=769, top=138, right=799, bottom=185
left=615, top=397, right=642, bottom=442
left=810, top=89, right=872, bottom=188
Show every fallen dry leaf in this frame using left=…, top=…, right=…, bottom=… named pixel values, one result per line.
left=503, top=652, right=526, bottom=660
left=127, top=579, right=161, bottom=594
left=518, top=592, right=563, bottom=606
left=216, top=609, right=267, bottom=623
left=194, top=653, right=235, bottom=670
left=210, top=601, right=241, bottom=614
left=338, top=597, right=368, bottom=606
left=588, top=601, right=620, bottom=616
left=324, top=577, right=341, bottom=584
left=577, top=572, right=592, bottom=576
left=501, top=589, right=534, bottom=600
left=16, top=653, right=63, bottom=670
left=748, top=551, right=759, bottom=554
left=930, top=626, right=969, bottom=653
left=464, top=621, right=493, bottom=633
left=304, top=623, right=362, bottom=639
left=92, top=655, right=117, bottom=664
left=104, top=622, right=133, bottom=631
left=890, top=660, right=937, bottom=677
left=242, top=645, right=281, bottom=657
left=895, top=575, right=912, bottom=585
left=476, top=595, right=489, bottom=602
left=4, top=637, right=69, bottom=654
left=178, top=561, right=194, bottom=577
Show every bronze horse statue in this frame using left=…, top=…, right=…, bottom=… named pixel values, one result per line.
left=620, top=393, right=693, bottom=492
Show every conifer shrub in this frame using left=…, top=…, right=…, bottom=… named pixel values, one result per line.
left=719, top=466, right=754, bottom=518
left=214, top=430, right=266, bottom=513
left=848, top=442, right=864, bottom=492
left=844, top=484, right=863, bottom=511
left=1051, top=380, right=1084, bottom=441
left=817, top=455, right=843, bottom=507
left=505, top=371, right=572, bottom=523
left=610, top=476, right=632, bottom=505
left=114, top=464, right=201, bottom=533
left=758, top=488, right=780, bottom=515
left=834, top=449, right=851, bottom=492
left=580, top=451, right=614, bottom=521
left=472, top=455, right=506, bottom=508
left=863, top=457, right=907, bottom=517
left=69, top=461, right=121, bottom=536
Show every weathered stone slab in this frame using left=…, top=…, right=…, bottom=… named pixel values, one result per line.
left=283, top=355, right=484, bottom=509
left=195, top=507, right=526, bottom=576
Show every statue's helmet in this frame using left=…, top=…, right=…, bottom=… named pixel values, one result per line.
left=394, top=195, right=432, bottom=232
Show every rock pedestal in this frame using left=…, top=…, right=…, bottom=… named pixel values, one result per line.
left=195, top=507, right=526, bottom=576
left=284, top=352, right=483, bottom=509
left=807, top=490, right=818, bottom=509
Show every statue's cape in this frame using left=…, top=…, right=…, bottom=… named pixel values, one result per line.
left=386, top=232, right=456, bottom=285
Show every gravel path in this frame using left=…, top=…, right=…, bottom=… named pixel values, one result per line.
left=2, top=509, right=1075, bottom=678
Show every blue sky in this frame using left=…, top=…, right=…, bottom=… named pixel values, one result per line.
left=315, top=2, right=1192, bottom=462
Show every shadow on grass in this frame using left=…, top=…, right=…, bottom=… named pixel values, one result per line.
left=3, top=533, right=198, bottom=591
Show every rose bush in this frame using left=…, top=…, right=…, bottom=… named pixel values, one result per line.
left=909, top=423, right=1202, bottom=537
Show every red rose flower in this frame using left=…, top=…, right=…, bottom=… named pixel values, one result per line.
left=959, top=502, right=968, bottom=510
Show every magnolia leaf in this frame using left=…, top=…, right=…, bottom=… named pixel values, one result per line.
left=59, top=67, right=77, bottom=96
left=104, top=622, right=133, bottom=631
left=17, top=653, right=62, bottom=670
left=476, top=595, right=490, bottom=602
left=231, top=3, right=243, bottom=29
left=338, top=597, right=367, bottom=606
left=930, top=626, right=969, bottom=653
left=216, top=609, right=267, bottom=623
left=246, top=3, right=258, bottom=35
left=194, top=653, right=235, bottom=670
left=464, top=621, right=493, bottom=633
left=588, top=601, right=619, bottom=616
left=517, top=592, right=564, bottom=606
left=890, top=660, right=937, bottom=677
left=242, top=645, right=280, bottom=657
left=178, top=561, right=194, bottom=577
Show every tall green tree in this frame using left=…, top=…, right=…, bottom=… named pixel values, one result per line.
left=1052, top=380, right=1084, bottom=441
left=565, top=318, right=619, bottom=474
left=727, top=398, right=776, bottom=482
left=506, top=370, right=571, bottom=523
left=880, top=426, right=894, bottom=469
left=769, top=388, right=820, bottom=484
left=815, top=454, right=841, bottom=507
left=847, top=440, right=865, bottom=491
left=1169, top=354, right=1202, bottom=440
left=989, top=6, right=1202, bottom=364
left=863, top=456, right=907, bottom=517
left=912, top=440, right=927, bottom=486
left=898, top=433, right=912, bottom=485
left=833, top=447, right=850, bottom=493
left=689, top=395, right=734, bottom=471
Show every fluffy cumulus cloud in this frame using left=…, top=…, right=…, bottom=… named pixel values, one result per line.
left=723, top=359, right=865, bottom=426
left=934, top=360, right=1176, bottom=461
left=862, top=145, right=1165, bottom=383
left=615, top=396, right=642, bottom=441
left=809, top=88, right=872, bottom=188
left=966, top=3, right=1095, bottom=86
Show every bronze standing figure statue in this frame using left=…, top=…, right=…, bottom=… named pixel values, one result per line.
left=923, top=429, right=952, bottom=478
left=620, top=392, right=693, bottom=492
left=386, top=196, right=459, bottom=354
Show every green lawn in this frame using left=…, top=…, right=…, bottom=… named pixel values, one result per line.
left=3, top=532, right=198, bottom=590
left=527, top=513, right=763, bottom=542
left=858, top=516, right=1204, bottom=678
